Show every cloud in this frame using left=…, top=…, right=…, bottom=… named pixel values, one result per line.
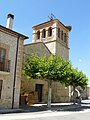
left=78, top=59, right=82, bottom=62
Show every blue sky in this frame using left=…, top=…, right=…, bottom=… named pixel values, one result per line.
left=0, top=0, right=90, bottom=84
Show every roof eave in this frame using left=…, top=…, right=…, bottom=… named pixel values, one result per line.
left=0, top=25, right=29, bottom=40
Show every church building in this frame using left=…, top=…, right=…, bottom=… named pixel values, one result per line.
left=21, top=17, right=72, bottom=104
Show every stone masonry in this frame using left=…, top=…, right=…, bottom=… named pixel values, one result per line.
left=21, top=19, right=72, bottom=104
left=0, top=23, right=28, bottom=108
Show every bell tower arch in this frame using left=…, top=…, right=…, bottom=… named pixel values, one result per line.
left=32, top=19, right=71, bottom=60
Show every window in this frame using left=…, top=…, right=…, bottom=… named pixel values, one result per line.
left=48, top=27, right=52, bottom=37
left=37, top=31, right=40, bottom=39
left=0, top=80, right=3, bottom=99
left=42, top=29, right=46, bottom=38
left=0, top=45, right=10, bottom=72
left=58, top=28, right=60, bottom=38
left=0, top=48, right=6, bottom=62
left=64, top=33, right=67, bottom=43
left=61, top=30, right=63, bottom=40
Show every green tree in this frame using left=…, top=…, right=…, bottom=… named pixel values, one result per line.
left=42, top=55, right=72, bottom=107
left=23, top=55, right=72, bottom=107
left=67, top=68, right=88, bottom=104
left=66, top=68, right=88, bottom=89
left=23, top=55, right=88, bottom=106
left=23, top=55, right=42, bottom=78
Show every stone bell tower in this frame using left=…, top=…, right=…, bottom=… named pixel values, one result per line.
left=22, top=18, right=72, bottom=103
left=32, top=18, right=71, bottom=60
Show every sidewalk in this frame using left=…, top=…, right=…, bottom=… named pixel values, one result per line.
left=0, top=99, right=90, bottom=114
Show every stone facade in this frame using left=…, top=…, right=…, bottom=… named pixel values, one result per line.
left=21, top=77, right=48, bottom=103
left=21, top=19, right=72, bottom=103
left=87, top=86, right=90, bottom=99
left=24, top=42, right=51, bottom=58
left=21, top=77, right=71, bottom=103
left=0, top=25, right=28, bottom=108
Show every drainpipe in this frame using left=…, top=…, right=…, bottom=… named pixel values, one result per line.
left=12, top=36, right=20, bottom=109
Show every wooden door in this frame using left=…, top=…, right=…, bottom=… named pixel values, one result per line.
left=35, top=84, right=43, bottom=102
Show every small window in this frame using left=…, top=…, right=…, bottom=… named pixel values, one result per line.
left=0, top=80, right=3, bottom=99
left=48, top=27, right=52, bottom=37
left=58, top=28, right=60, bottom=38
left=42, top=29, right=46, bottom=38
left=64, top=33, right=67, bottom=42
left=37, top=31, right=40, bottom=39
left=61, top=30, right=63, bottom=40
left=0, top=48, right=6, bottom=62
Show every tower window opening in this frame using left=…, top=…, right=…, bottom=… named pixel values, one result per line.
left=42, top=29, right=46, bottom=38
left=48, top=27, right=52, bottom=37
left=64, top=33, right=67, bottom=43
left=37, top=31, right=40, bottom=39
left=58, top=28, right=60, bottom=38
left=61, top=30, right=63, bottom=40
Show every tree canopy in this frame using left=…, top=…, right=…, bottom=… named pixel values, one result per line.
left=23, top=55, right=88, bottom=89
left=67, top=68, right=88, bottom=89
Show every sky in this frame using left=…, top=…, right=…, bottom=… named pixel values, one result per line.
left=0, top=0, right=90, bottom=85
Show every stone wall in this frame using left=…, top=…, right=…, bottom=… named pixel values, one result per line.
left=56, top=41, right=69, bottom=60
left=21, top=77, right=48, bottom=103
left=24, top=42, right=51, bottom=58
left=51, top=81, right=70, bottom=102
left=0, top=31, right=24, bottom=108
left=13, top=38, right=24, bottom=108
left=0, top=31, right=17, bottom=108
left=21, top=77, right=71, bottom=103
left=45, top=41, right=56, bottom=55
left=87, top=86, right=90, bottom=98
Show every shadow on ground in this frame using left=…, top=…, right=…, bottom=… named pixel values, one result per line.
left=20, top=102, right=90, bottom=113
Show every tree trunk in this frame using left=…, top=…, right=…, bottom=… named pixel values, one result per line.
left=73, top=86, right=76, bottom=104
left=47, top=80, right=52, bottom=108
left=47, top=87, right=52, bottom=108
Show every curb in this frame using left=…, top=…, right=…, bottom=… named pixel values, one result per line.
left=0, top=109, right=24, bottom=114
